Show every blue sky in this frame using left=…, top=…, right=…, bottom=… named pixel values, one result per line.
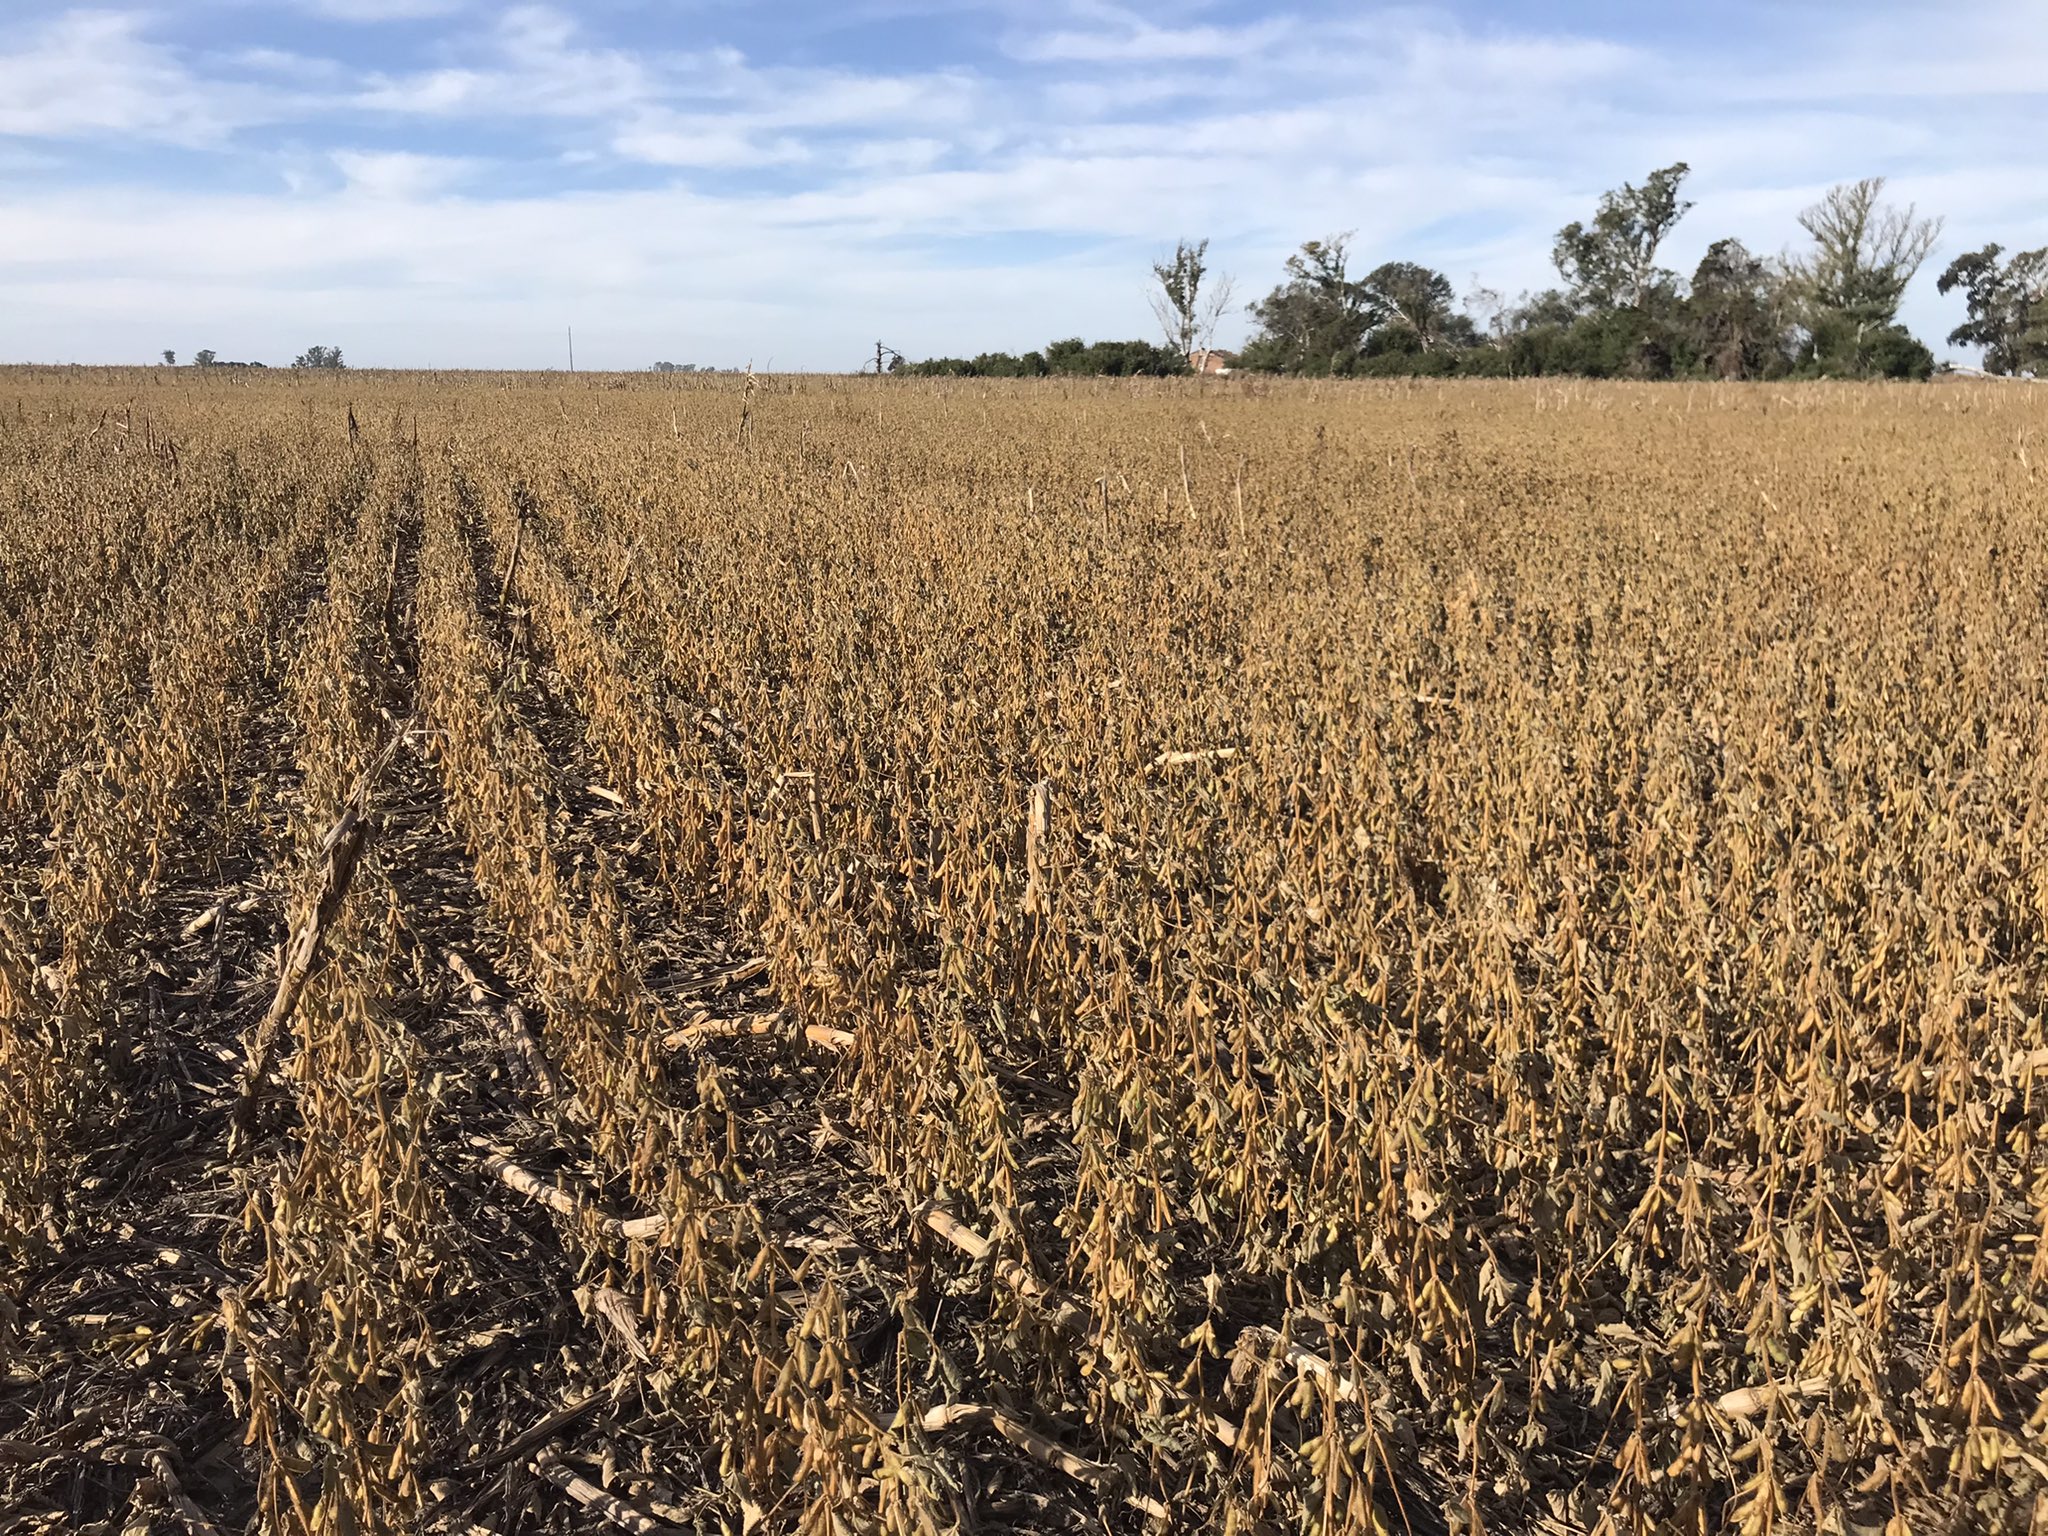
left=1, top=0, right=2043, bottom=369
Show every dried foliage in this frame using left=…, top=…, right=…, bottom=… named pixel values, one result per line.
left=2, top=369, right=2045, bottom=1536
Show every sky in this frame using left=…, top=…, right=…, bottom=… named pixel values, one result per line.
left=0, top=0, right=2043, bottom=371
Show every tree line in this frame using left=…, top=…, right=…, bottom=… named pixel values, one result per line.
left=893, top=336, right=1189, bottom=378
left=163, top=346, right=347, bottom=370
left=902, top=169, right=2047, bottom=381
left=143, top=172, right=2043, bottom=383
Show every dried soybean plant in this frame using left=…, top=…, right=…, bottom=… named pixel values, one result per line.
left=1, top=367, right=2045, bottom=1536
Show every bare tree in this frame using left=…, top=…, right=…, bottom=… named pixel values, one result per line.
left=1463, top=281, right=1509, bottom=346
left=1150, top=238, right=1236, bottom=361
left=1787, top=178, right=1942, bottom=339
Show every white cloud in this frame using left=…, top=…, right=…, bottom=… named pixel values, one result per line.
left=842, top=137, right=952, bottom=173
left=354, top=67, right=485, bottom=113
left=220, top=45, right=356, bottom=85
left=600, top=65, right=981, bottom=168
left=0, top=11, right=250, bottom=144
left=355, top=4, right=656, bottom=117
left=748, top=70, right=981, bottom=131
left=0, top=0, right=2042, bottom=366
left=611, top=117, right=809, bottom=169
left=293, top=0, right=466, bottom=19
left=351, top=9, right=984, bottom=151
left=1010, top=15, right=1295, bottom=64
left=331, top=148, right=476, bottom=197
left=1712, top=0, right=2048, bottom=103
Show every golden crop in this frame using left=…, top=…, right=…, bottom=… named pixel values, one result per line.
left=1, top=367, right=2044, bottom=1535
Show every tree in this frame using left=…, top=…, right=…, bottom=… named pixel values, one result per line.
left=1508, top=289, right=1580, bottom=332
left=1149, top=238, right=1235, bottom=360
left=1360, top=262, right=1461, bottom=351
left=1553, top=163, right=1693, bottom=313
left=1854, top=326, right=1935, bottom=381
left=193, top=349, right=217, bottom=368
left=1485, top=287, right=1663, bottom=379
left=1240, top=235, right=1383, bottom=374
left=1786, top=178, right=1941, bottom=375
left=161, top=349, right=176, bottom=366
left=1685, top=239, right=1794, bottom=379
left=293, top=345, right=346, bottom=370
left=1464, top=282, right=1511, bottom=347
left=904, top=339, right=1173, bottom=378
left=1937, top=243, right=2048, bottom=375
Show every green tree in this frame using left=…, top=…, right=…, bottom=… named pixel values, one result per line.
left=1241, top=235, right=1383, bottom=374
left=161, top=349, right=176, bottom=366
left=1360, top=262, right=1462, bottom=351
left=193, top=349, right=217, bottom=368
left=293, top=345, right=346, bottom=370
left=1553, top=163, right=1693, bottom=313
left=1509, top=289, right=1579, bottom=331
left=1937, top=243, right=2048, bottom=375
left=911, top=339, right=1176, bottom=378
left=1045, top=337, right=1088, bottom=373
left=1856, top=325, right=1936, bottom=380
left=1685, top=239, right=1794, bottom=379
left=1786, top=178, right=1941, bottom=376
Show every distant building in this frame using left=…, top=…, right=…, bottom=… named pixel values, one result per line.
left=1188, top=348, right=1235, bottom=375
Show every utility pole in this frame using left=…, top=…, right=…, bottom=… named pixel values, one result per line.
left=567, top=326, right=575, bottom=374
